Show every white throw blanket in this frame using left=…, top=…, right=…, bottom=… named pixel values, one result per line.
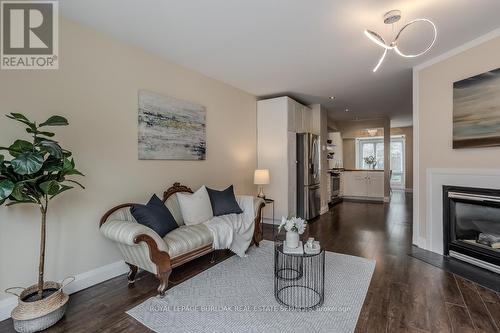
left=203, top=195, right=255, bottom=257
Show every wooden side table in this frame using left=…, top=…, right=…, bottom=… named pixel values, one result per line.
left=263, top=198, right=275, bottom=239
left=264, top=198, right=275, bottom=222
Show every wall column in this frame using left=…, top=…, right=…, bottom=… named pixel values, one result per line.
left=383, top=117, right=391, bottom=201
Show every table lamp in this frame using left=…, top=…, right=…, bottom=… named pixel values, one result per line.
left=254, top=169, right=270, bottom=199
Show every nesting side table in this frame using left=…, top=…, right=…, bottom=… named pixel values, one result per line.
left=274, top=242, right=325, bottom=310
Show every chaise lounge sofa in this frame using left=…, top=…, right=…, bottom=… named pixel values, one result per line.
left=99, top=183, right=265, bottom=296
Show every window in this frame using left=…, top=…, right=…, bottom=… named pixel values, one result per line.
left=356, top=137, right=384, bottom=170
left=355, top=135, right=406, bottom=187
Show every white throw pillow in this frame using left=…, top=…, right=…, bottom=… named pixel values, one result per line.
left=176, top=186, right=214, bottom=225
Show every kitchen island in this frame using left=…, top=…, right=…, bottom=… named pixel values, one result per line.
left=341, top=169, right=384, bottom=202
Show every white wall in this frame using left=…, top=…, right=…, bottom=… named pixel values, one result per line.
left=327, top=132, right=343, bottom=169
left=0, top=18, right=257, bottom=302
left=413, top=30, right=500, bottom=248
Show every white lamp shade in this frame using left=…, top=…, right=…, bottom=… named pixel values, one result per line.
left=254, top=169, right=270, bottom=185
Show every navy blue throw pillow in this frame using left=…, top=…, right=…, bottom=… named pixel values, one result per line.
left=206, top=185, right=243, bottom=216
left=130, top=194, right=178, bottom=237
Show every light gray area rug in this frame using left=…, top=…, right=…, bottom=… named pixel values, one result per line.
left=127, top=241, right=375, bottom=333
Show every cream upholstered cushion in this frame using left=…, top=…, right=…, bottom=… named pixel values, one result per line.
left=176, top=186, right=213, bottom=225
left=100, top=219, right=168, bottom=252
left=100, top=219, right=169, bottom=274
left=165, top=195, right=185, bottom=226
left=106, top=206, right=136, bottom=223
left=163, top=224, right=213, bottom=258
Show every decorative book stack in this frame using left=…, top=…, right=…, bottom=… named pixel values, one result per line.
left=283, top=240, right=322, bottom=255
left=283, top=241, right=304, bottom=254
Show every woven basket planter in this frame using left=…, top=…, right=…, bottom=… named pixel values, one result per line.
left=5, top=278, right=74, bottom=333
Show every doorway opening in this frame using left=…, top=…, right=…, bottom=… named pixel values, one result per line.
left=355, top=135, right=406, bottom=189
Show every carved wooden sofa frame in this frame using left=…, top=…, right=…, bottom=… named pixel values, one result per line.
left=99, top=183, right=265, bottom=297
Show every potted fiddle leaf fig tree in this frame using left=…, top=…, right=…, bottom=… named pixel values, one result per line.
left=0, top=113, right=84, bottom=333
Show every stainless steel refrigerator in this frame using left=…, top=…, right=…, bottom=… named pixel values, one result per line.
left=297, top=133, right=321, bottom=220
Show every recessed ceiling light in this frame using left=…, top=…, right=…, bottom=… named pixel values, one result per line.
left=345, top=108, right=349, bottom=112
left=329, top=96, right=335, bottom=100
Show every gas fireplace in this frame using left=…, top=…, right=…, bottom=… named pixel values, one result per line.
left=443, top=185, right=500, bottom=274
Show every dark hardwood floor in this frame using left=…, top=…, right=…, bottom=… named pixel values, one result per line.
left=1, top=191, right=499, bottom=332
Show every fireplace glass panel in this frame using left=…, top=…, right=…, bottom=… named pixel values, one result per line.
left=453, top=201, right=500, bottom=252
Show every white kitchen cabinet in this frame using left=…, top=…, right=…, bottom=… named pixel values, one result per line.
left=343, top=171, right=367, bottom=197
left=301, top=106, right=312, bottom=133
left=311, top=106, right=321, bottom=136
left=342, top=171, right=384, bottom=201
left=287, top=104, right=296, bottom=132
left=342, top=172, right=354, bottom=196
left=294, top=103, right=302, bottom=132
left=286, top=99, right=312, bottom=133
left=366, top=172, right=384, bottom=198
left=353, top=173, right=369, bottom=197
left=257, top=96, right=312, bottom=222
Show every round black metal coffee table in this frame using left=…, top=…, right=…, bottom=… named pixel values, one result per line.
left=274, top=242, right=325, bottom=310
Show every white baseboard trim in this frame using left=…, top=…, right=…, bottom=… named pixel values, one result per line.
left=0, top=260, right=128, bottom=322
left=413, top=236, right=427, bottom=250
left=0, top=297, right=17, bottom=323
left=63, top=260, right=129, bottom=295
left=383, top=196, right=390, bottom=203
left=343, top=196, right=384, bottom=203
left=320, top=205, right=329, bottom=214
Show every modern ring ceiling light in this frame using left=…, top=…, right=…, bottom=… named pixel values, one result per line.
left=364, top=10, right=437, bottom=72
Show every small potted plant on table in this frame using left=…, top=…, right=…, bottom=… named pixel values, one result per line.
left=363, top=155, right=377, bottom=169
left=278, top=216, right=307, bottom=248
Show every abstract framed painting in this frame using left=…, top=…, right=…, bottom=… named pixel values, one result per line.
left=453, top=68, right=500, bottom=149
left=138, top=90, right=206, bottom=160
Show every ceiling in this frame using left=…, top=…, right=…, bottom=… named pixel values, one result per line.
left=60, top=0, right=500, bottom=127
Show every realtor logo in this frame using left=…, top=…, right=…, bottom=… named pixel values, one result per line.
left=1, top=1, right=58, bottom=69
